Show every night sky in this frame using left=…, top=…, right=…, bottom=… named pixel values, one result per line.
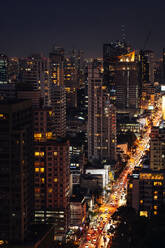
left=1, top=0, right=165, bottom=58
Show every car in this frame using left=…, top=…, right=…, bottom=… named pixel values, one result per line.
left=92, top=238, right=97, bottom=244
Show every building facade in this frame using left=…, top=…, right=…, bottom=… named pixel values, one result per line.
left=34, top=139, right=70, bottom=240
left=103, top=42, right=139, bottom=110
left=0, top=99, right=34, bottom=244
left=150, top=126, right=165, bottom=170
left=127, top=169, right=165, bottom=218
left=88, top=59, right=116, bottom=162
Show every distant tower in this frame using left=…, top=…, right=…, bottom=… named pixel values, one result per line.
left=49, top=46, right=66, bottom=137
left=51, top=85, right=66, bottom=137
left=19, top=54, right=51, bottom=107
left=49, top=46, right=64, bottom=86
left=0, top=54, right=8, bottom=84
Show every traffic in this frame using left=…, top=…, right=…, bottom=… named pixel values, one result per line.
left=79, top=99, right=162, bottom=248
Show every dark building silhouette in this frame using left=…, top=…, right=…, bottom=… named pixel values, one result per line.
left=0, top=99, right=34, bottom=244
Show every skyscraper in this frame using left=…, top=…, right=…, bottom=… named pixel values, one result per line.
left=127, top=169, right=165, bottom=218
left=103, top=41, right=128, bottom=106
left=51, top=85, right=66, bottom=137
left=0, top=54, right=8, bottom=84
left=49, top=46, right=64, bottom=86
left=88, top=59, right=116, bottom=162
left=0, top=99, right=34, bottom=244
left=49, top=47, right=66, bottom=138
left=34, top=138, right=70, bottom=240
left=19, top=54, right=51, bottom=107
left=103, top=41, right=139, bottom=110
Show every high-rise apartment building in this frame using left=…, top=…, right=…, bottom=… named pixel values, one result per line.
left=51, top=85, right=66, bottom=137
left=64, top=58, right=78, bottom=108
left=34, top=138, right=70, bottom=240
left=49, top=47, right=66, bottom=138
left=150, top=126, right=165, bottom=170
left=0, top=99, right=34, bottom=244
left=139, top=50, right=155, bottom=109
left=19, top=54, right=51, bottom=107
left=139, top=50, right=154, bottom=86
left=49, top=46, right=64, bottom=86
left=127, top=169, right=165, bottom=218
left=88, top=59, right=116, bottom=162
left=0, top=54, right=8, bottom=84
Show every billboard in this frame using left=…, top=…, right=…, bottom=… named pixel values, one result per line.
left=161, top=85, right=165, bottom=91
left=148, top=105, right=154, bottom=110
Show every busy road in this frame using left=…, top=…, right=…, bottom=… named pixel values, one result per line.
left=79, top=99, right=162, bottom=248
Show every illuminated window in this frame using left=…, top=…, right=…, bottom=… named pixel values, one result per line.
left=129, top=184, right=133, bottom=189
left=54, top=178, right=58, bottom=182
left=34, top=133, right=42, bottom=139
left=154, top=195, right=158, bottom=200
left=95, top=133, right=100, bottom=136
left=49, top=111, right=52, bottom=116
left=35, top=168, right=39, bottom=172
left=35, top=188, right=40, bottom=193
left=35, top=152, right=44, bottom=157
left=34, top=162, right=40, bottom=166
left=154, top=206, right=158, bottom=210
left=154, top=181, right=162, bottom=186
left=65, top=87, right=71, bottom=92
left=46, top=132, right=52, bottom=138
left=40, top=168, right=44, bottom=173
left=140, top=211, right=148, bottom=217
left=140, top=200, right=143, bottom=204
left=54, top=152, right=58, bottom=156
left=48, top=188, right=53, bottom=193
left=0, top=114, right=6, bottom=119
left=154, top=211, right=157, bottom=215
left=154, top=191, right=158, bottom=194
left=41, top=178, right=45, bottom=183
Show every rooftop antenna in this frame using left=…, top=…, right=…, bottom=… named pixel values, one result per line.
left=121, top=24, right=126, bottom=44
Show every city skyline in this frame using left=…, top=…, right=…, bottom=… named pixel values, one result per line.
left=1, top=1, right=165, bottom=247
left=1, top=0, right=165, bottom=57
